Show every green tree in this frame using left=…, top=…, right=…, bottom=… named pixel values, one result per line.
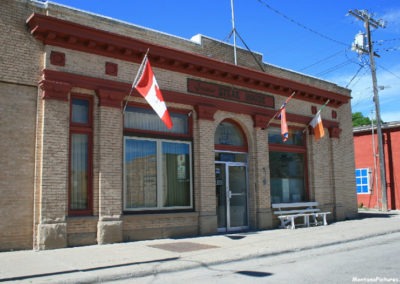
left=352, top=112, right=372, bottom=127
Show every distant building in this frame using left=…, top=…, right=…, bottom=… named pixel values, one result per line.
left=353, top=122, right=400, bottom=210
left=0, top=0, right=357, bottom=251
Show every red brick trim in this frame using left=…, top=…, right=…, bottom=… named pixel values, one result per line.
left=27, top=13, right=350, bottom=108
left=253, top=114, right=271, bottom=129
left=195, top=104, right=217, bottom=121
left=96, top=89, right=125, bottom=109
left=311, top=105, right=317, bottom=115
left=50, top=51, right=65, bottom=66
left=105, top=62, right=118, bottom=76
left=329, top=127, right=342, bottom=138
left=39, top=79, right=71, bottom=101
left=41, top=69, right=341, bottom=135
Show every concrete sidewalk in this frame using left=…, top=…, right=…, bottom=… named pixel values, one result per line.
left=1, top=210, right=399, bottom=283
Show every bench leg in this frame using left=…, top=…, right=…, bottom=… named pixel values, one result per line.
left=290, top=216, right=296, bottom=229
left=322, top=214, right=328, bottom=226
left=303, top=215, right=310, bottom=227
left=311, top=214, right=318, bottom=226
left=279, top=218, right=286, bottom=229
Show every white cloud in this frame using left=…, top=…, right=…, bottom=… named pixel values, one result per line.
left=381, top=9, right=400, bottom=32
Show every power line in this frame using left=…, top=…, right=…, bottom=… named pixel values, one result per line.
left=299, top=50, right=345, bottom=72
left=256, top=0, right=349, bottom=47
left=376, top=46, right=400, bottom=53
left=315, top=60, right=354, bottom=77
left=346, top=63, right=366, bottom=88
left=378, top=64, right=400, bottom=80
left=348, top=68, right=370, bottom=90
left=374, top=37, right=400, bottom=44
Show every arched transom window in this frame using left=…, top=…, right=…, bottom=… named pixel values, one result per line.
left=215, top=120, right=247, bottom=152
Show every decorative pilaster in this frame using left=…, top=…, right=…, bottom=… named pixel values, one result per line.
left=35, top=82, right=70, bottom=249
left=254, top=126, right=273, bottom=229
left=96, top=92, right=124, bottom=244
left=194, top=116, right=218, bottom=235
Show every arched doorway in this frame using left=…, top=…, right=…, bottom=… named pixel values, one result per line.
left=214, top=120, right=249, bottom=232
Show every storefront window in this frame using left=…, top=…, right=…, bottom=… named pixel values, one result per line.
left=124, top=138, right=192, bottom=210
left=268, top=127, right=307, bottom=203
left=123, top=106, right=192, bottom=211
left=269, top=152, right=305, bottom=203
left=124, top=139, right=157, bottom=208
left=162, top=142, right=191, bottom=207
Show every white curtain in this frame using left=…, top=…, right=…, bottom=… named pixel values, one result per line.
left=70, top=133, right=88, bottom=209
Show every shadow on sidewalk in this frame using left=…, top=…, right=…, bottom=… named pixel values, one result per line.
left=356, top=210, right=398, bottom=219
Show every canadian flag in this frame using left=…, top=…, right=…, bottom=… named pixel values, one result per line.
left=135, top=58, right=173, bottom=129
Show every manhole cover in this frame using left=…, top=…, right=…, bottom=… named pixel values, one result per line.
left=149, top=242, right=219, bottom=253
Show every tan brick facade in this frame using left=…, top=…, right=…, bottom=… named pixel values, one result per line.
left=0, top=0, right=357, bottom=251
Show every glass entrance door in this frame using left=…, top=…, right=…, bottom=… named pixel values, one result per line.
left=216, top=163, right=248, bottom=232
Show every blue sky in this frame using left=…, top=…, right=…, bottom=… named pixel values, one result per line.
left=50, top=0, right=400, bottom=122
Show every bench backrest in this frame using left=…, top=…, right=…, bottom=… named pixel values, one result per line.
left=272, top=202, right=319, bottom=209
left=272, top=202, right=320, bottom=215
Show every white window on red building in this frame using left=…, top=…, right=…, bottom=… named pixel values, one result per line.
left=355, top=168, right=370, bottom=194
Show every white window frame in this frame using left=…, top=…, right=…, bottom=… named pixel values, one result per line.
left=355, top=168, right=371, bottom=194
left=123, top=136, right=193, bottom=211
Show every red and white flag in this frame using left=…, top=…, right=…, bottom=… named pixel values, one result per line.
left=279, top=106, right=289, bottom=142
left=310, top=111, right=324, bottom=141
left=135, top=58, right=173, bottom=129
left=277, top=95, right=294, bottom=142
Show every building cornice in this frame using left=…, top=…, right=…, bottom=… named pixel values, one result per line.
left=26, top=13, right=350, bottom=108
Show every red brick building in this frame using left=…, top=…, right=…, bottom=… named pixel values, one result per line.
left=353, top=122, right=400, bottom=210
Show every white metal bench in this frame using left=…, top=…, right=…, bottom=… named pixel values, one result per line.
left=272, top=202, right=331, bottom=229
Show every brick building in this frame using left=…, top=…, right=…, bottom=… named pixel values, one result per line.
left=0, top=0, right=358, bottom=251
left=353, top=122, right=400, bottom=210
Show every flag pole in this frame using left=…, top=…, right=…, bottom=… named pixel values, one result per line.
left=302, top=99, right=330, bottom=133
left=230, top=0, right=237, bottom=65
left=266, top=91, right=296, bottom=128
left=123, top=48, right=150, bottom=114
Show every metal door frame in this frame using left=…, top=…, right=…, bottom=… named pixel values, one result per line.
left=215, top=161, right=249, bottom=232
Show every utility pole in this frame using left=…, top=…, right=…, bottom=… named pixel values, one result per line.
left=349, top=9, right=388, bottom=211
